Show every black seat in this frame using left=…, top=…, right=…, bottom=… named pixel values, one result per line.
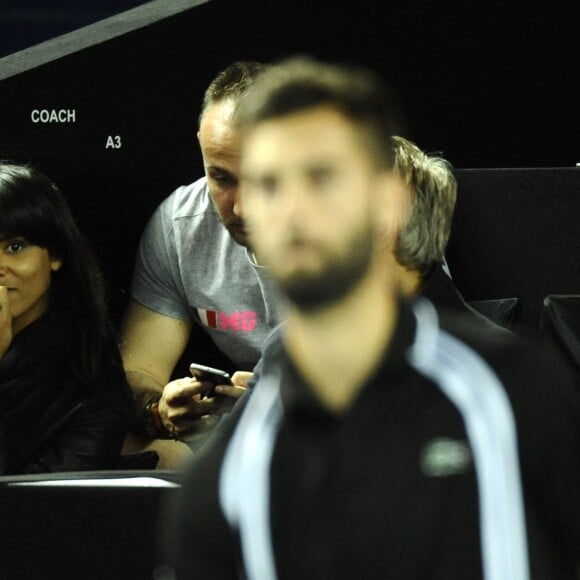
left=468, top=297, right=520, bottom=330
left=540, top=294, right=580, bottom=377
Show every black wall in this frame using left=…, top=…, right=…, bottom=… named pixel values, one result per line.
left=4, top=1, right=578, bottom=165
left=1, top=0, right=579, bottom=355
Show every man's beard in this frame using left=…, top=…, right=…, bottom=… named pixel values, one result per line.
left=278, top=226, right=374, bottom=313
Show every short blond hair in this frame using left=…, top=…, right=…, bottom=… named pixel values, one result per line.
left=391, top=136, right=457, bottom=276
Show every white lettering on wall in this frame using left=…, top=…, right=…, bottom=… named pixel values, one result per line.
left=105, top=135, right=122, bottom=149
left=30, top=109, right=76, bottom=123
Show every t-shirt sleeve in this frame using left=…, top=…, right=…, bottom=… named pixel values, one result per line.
left=129, top=199, right=192, bottom=320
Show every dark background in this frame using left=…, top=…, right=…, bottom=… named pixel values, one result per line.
left=1, top=0, right=579, bottom=349
left=1, top=6, right=579, bottom=577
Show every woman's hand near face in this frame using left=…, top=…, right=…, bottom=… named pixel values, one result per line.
left=0, top=286, right=13, bottom=359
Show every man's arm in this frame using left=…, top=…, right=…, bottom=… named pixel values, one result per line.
left=119, top=298, right=192, bottom=425
left=120, top=297, right=251, bottom=443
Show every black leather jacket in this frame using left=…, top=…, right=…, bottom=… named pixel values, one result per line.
left=20, top=396, right=128, bottom=474
left=0, top=313, right=135, bottom=474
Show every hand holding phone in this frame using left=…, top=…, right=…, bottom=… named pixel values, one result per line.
left=189, top=363, right=233, bottom=398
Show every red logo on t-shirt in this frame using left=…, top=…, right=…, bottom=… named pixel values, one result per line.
left=197, top=308, right=257, bottom=332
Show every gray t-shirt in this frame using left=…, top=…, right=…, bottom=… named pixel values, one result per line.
left=130, top=176, right=287, bottom=370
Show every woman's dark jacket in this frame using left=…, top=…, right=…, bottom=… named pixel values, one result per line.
left=0, top=312, right=129, bottom=474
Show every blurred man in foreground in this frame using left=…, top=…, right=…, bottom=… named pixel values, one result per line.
left=157, top=56, right=580, bottom=579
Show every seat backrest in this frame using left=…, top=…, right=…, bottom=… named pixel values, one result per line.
left=447, top=168, right=580, bottom=337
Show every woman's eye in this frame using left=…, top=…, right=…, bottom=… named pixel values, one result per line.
left=6, top=241, right=24, bottom=253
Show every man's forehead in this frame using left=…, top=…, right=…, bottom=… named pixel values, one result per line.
left=199, top=103, right=242, bottom=166
left=200, top=99, right=237, bottom=129
left=242, top=115, right=371, bottom=176
left=247, top=108, right=361, bottom=149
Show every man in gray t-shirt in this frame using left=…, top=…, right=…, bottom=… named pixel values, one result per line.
left=119, top=62, right=283, bottom=466
left=131, top=176, right=284, bottom=371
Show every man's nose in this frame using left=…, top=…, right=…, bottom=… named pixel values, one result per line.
left=278, top=181, right=312, bottom=218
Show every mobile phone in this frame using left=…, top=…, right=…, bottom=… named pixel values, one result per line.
left=189, top=363, right=233, bottom=397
